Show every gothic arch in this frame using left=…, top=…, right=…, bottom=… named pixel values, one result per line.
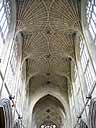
left=32, top=94, right=66, bottom=128
left=30, top=91, right=69, bottom=116
left=33, top=94, right=66, bottom=114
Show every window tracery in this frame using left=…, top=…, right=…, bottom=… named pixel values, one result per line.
left=80, top=37, right=96, bottom=92
left=0, top=0, right=11, bottom=56
left=86, top=0, right=96, bottom=44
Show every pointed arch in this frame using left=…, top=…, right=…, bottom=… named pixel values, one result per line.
left=32, top=94, right=66, bottom=115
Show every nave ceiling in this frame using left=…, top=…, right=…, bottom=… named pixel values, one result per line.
left=15, top=0, right=81, bottom=127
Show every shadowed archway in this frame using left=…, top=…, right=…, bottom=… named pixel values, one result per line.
left=32, top=94, right=66, bottom=128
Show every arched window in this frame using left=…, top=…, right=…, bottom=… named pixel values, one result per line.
left=41, top=124, right=56, bottom=128
left=0, top=0, right=11, bottom=56
left=86, top=0, right=96, bottom=44
left=80, top=37, right=96, bottom=92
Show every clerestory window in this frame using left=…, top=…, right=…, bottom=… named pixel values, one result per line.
left=86, top=0, right=96, bottom=44
left=0, top=0, right=11, bottom=56
left=80, top=37, right=96, bottom=92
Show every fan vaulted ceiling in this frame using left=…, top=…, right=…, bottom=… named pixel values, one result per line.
left=16, top=0, right=81, bottom=127
left=16, top=0, right=81, bottom=81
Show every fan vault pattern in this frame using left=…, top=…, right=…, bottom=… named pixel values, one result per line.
left=16, top=0, right=81, bottom=128
left=16, top=0, right=81, bottom=80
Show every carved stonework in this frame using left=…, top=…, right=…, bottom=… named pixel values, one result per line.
left=0, top=98, right=12, bottom=128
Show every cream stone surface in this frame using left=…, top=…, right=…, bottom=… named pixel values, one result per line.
left=2, top=0, right=96, bottom=128
left=15, top=0, right=81, bottom=128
